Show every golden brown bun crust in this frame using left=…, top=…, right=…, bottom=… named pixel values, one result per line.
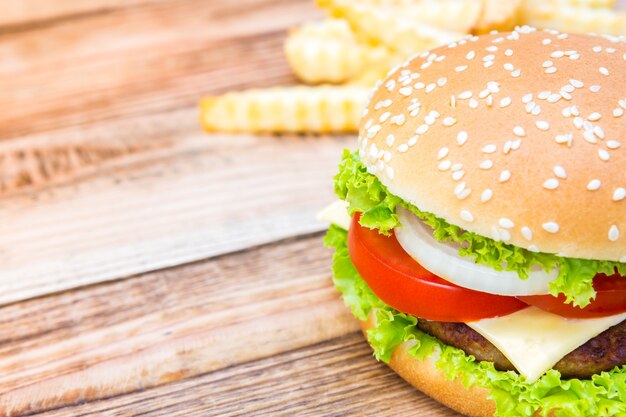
left=360, top=317, right=496, bottom=417
left=358, top=29, right=626, bottom=262
left=361, top=317, right=566, bottom=417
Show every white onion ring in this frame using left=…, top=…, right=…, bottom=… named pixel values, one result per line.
left=395, top=207, right=556, bottom=296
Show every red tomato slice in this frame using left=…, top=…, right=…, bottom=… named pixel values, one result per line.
left=518, top=273, right=626, bottom=318
left=348, top=214, right=527, bottom=322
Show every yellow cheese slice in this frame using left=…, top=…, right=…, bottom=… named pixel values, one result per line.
left=467, top=307, right=626, bottom=383
left=316, top=200, right=351, bottom=230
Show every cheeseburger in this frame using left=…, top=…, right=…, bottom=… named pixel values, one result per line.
left=322, top=27, right=626, bottom=417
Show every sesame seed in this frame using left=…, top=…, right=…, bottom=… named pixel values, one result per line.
left=455, top=65, right=468, bottom=72
left=385, top=80, right=396, bottom=91
left=542, top=222, right=560, bottom=233
left=607, top=140, right=621, bottom=149
left=500, top=97, right=512, bottom=107
left=458, top=91, right=473, bottom=99
left=613, top=188, right=626, bottom=201
left=408, top=136, right=419, bottom=146
left=426, top=83, right=436, bottom=93
left=513, top=126, right=526, bottom=137
left=437, top=147, right=449, bottom=160
left=479, top=161, right=494, bottom=171
left=416, top=124, right=429, bottom=134
left=594, top=126, right=605, bottom=139
left=499, top=218, right=515, bottom=229
left=547, top=94, right=561, bottom=103
left=491, top=227, right=501, bottom=241
left=451, top=163, right=463, bottom=171
left=438, top=159, right=451, bottom=170
left=528, top=245, right=540, bottom=252
left=522, top=93, right=533, bottom=103
left=587, top=179, right=601, bottom=191
left=452, top=170, right=465, bottom=181
left=598, top=149, right=610, bottom=161
left=486, top=46, right=498, bottom=52
left=379, top=112, right=391, bottom=123
left=414, top=82, right=425, bottom=89
left=553, top=166, right=567, bottom=179
left=536, top=121, right=550, bottom=131
left=443, top=117, right=457, bottom=126
left=482, top=144, right=497, bottom=154
left=588, top=112, right=601, bottom=121
left=599, top=67, right=609, bottom=76
left=504, top=63, right=514, bottom=71
left=542, top=60, right=553, bottom=68
left=569, top=79, right=584, bottom=88
left=609, top=225, right=620, bottom=242
left=481, top=189, right=493, bottom=203
left=562, top=85, right=575, bottom=93
left=390, top=114, right=406, bottom=126
left=521, top=227, right=533, bottom=241
left=466, top=51, right=476, bottom=60
left=545, top=67, right=557, bottom=74
left=511, top=69, right=521, bottom=77
left=543, top=178, right=559, bottom=189
left=511, top=139, right=522, bottom=150
left=592, top=45, right=602, bottom=52
left=437, top=77, right=447, bottom=87
left=538, top=91, right=551, bottom=100
left=457, top=189, right=471, bottom=200
left=555, top=134, right=573, bottom=146
left=460, top=210, right=474, bottom=223
left=456, top=131, right=469, bottom=146
left=425, top=114, right=436, bottom=125
left=542, top=38, right=551, bottom=45
left=551, top=51, right=564, bottom=58
left=590, top=85, right=601, bottom=93
left=386, top=166, right=394, bottom=179
left=505, top=49, right=513, bottom=56
left=469, top=99, right=479, bottom=109
left=399, top=87, right=413, bottom=96
left=398, top=144, right=409, bottom=153
left=499, top=170, right=511, bottom=182
left=613, top=108, right=624, bottom=117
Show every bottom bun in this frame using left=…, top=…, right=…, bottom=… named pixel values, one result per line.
left=361, top=316, right=497, bottom=417
left=360, top=316, right=564, bottom=417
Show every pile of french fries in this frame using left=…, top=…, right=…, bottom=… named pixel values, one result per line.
left=200, top=0, right=625, bottom=135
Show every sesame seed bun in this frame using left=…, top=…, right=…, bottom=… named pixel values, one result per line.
left=358, top=28, right=626, bottom=262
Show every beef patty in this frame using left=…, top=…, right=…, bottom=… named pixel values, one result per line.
left=417, top=319, right=626, bottom=379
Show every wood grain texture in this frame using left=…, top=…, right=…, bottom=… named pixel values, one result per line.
left=0, top=109, right=350, bottom=305
left=2, top=0, right=625, bottom=415
left=0, top=234, right=359, bottom=415
left=0, top=0, right=320, bottom=140
left=41, top=334, right=463, bottom=417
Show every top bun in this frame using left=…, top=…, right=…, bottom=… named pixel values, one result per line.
left=358, top=27, right=626, bottom=262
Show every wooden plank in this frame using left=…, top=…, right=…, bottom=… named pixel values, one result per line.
left=0, top=0, right=162, bottom=28
left=0, top=234, right=360, bottom=415
left=40, top=334, right=462, bottom=417
left=0, top=109, right=352, bottom=305
left=0, top=0, right=319, bottom=140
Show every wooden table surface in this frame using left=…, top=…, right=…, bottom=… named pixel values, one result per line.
left=1, top=1, right=623, bottom=416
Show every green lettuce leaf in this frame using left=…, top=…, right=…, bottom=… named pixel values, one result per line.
left=334, top=150, right=626, bottom=307
left=325, top=225, right=626, bottom=417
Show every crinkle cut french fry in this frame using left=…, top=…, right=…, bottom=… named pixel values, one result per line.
left=548, top=0, right=615, bottom=7
left=476, top=0, right=522, bottom=34
left=284, top=19, right=393, bottom=84
left=200, top=86, right=369, bottom=134
left=339, top=0, right=483, bottom=34
left=317, top=0, right=463, bottom=55
left=522, top=1, right=626, bottom=36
